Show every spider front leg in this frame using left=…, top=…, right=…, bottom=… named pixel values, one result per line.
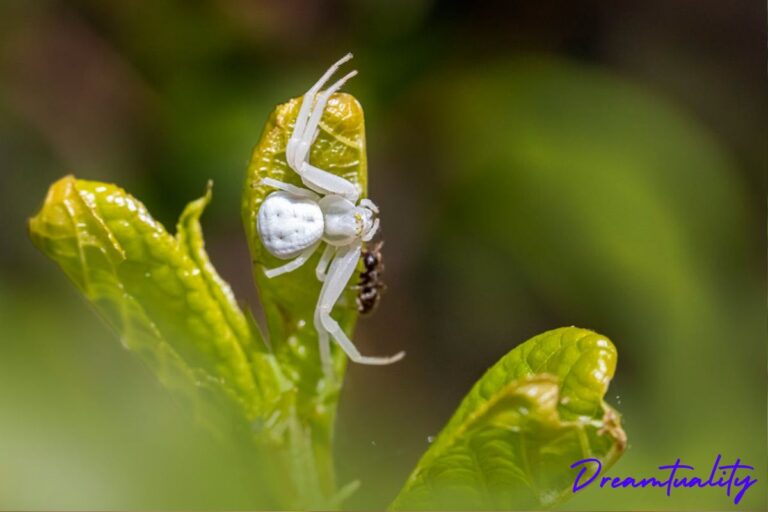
left=297, top=163, right=361, bottom=202
left=259, top=177, right=319, bottom=200
left=286, top=53, right=352, bottom=171
left=315, top=243, right=405, bottom=366
left=285, top=56, right=361, bottom=201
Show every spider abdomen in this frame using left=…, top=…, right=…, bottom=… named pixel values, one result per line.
left=257, top=191, right=324, bottom=259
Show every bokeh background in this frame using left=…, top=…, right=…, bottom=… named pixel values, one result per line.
left=0, top=1, right=765, bottom=510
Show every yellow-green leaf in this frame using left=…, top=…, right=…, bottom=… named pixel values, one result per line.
left=28, top=176, right=284, bottom=433
left=391, top=327, right=626, bottom=510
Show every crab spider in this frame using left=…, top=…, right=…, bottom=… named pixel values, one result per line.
left=256, top=55, right=405, bottom=372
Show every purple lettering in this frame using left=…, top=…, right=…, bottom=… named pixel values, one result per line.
left=658, top=459, right=694, bottom=497
left=733, top=474, right=758, bottom=505
left=570, top=458, right=602, bottom=493
left=569, top=455, right=755, bottom=505
left=719, top=459, right=755, bottom=504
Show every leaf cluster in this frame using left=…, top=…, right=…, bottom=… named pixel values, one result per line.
left=29, top=92, right=624, bottom=509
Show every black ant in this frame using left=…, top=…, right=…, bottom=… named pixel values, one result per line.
left=356, top=241, right=385, bottom=315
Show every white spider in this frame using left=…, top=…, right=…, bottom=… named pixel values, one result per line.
left=256, top=54, right=405, bottom=371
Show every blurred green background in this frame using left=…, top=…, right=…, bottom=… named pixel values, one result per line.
left=0, top=1, right=765, bottom=509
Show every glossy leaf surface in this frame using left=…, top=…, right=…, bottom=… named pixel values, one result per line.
left=392, top=327, right=625, bottom=510
left=28, top=176, right=285, bottom=434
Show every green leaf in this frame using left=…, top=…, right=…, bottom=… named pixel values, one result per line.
left=28, top=176, right=284, bottom=436
left=391, top=327, right=626, bottom=510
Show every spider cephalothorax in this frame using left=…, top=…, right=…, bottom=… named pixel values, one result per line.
left=256, top=54, right=404, bottom=370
